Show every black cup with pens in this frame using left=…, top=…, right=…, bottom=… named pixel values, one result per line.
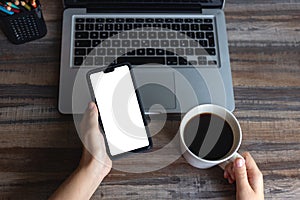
left=0, top=0, right=47, bottom=44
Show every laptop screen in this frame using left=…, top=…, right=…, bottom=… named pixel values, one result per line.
left=65, top=0, right=223, bottom=9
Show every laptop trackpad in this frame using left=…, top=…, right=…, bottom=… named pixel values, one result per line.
left=132, top=69, right=176, bottom=111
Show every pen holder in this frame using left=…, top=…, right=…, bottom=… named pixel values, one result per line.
left=0, top=0, right=47, bottom=44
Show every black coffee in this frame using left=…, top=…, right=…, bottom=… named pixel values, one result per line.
left=183, top=113, right=234, bottom=161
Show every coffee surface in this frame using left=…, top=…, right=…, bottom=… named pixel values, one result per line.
left=183, top=113, right=234, bottom=160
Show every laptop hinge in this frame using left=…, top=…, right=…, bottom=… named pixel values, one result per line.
left=86, top=3, right=202, bottom=13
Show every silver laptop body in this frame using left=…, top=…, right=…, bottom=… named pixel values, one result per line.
left=59, top=0, right=234, bottom=114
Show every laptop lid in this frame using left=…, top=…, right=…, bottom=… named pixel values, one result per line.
left=64, top=0, right=224, bottom=11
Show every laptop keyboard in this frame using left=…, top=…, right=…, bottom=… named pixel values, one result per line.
left=72, top=16, right=219, bottom=67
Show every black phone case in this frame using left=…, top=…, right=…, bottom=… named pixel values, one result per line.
left=0, top=0, right=47, bottom=44
left=86, top=63, right=153, bottom=160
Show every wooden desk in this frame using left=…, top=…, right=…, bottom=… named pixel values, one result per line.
left=0, top=0, right=299, bottom=199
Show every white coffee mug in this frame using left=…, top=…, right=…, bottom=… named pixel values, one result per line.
left=180, top=104, right=242, bottom=169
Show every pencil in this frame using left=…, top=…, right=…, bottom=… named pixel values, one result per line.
left=20, top=1, right=30, bottom=11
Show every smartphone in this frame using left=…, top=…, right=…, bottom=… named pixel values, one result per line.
left=87, top=63, right=152, bottom=159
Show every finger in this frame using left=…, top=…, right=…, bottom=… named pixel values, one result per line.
left=243, top=152, right=264, bottom=192
left=225, top=162, right=235, bottom=181
left=234, top=157, right=251, bottom=191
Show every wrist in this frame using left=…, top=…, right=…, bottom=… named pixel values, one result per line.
left=79, top=149, right=111, bottom=182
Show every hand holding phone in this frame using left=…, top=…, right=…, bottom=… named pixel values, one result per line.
left=87, top=64, right=152, bottom=159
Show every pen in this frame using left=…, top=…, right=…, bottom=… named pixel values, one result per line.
left=0, top=5, right=14, bottom=15
left=30, top=0, right=36, bottom=8
left=20, top=1, right=30, bottom=11
left=7, top=2, right=20, bottom=10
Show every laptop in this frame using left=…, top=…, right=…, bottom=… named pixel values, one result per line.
left=59, top=0, right=235, bottom=114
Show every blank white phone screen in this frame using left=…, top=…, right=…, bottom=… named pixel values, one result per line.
left=90, top=65, right=149, bottom=156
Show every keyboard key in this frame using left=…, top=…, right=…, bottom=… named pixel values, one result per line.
left=87, top=48, right=96, bottom=55
left=76, top=18, right=85, bottom=23
left=99, top=32, right=109, bottom=39
left=167, top=57, right=178, bottom=65
left=74, top=57, right=83, bottom=66
left=199, top=40, right=208, bottom=47
left=204, top=18, right=213, bottom=23
left=179, top=57, right=188, bottom=65
left=200, top=24, right=213, bottom=31
left=184, top=18, right=193, bottom=23
left=95, top=57, right=104, bottom=65
left=165, top=18, right=173, bottom=23
left=85, top=24, right=94, bottom=31
left=175, top=48, right=185, bottom=56
left=119, top=32, right=128, bottom=39
left=161, top=40, right=169, bottom=47
left=136, top=18, right=144, bottom=23
left=112, top=40, right=121, bottom=47
left=151, top=40, right=159, bottom=47
left=75, top=40, right=91, bottom=47
left=208, top=60, right=217, bottom=65
left=90, top=32, right=98, bottom=39
left=190, top=40, right=199, bottom=47
left=189, top=60, right=197, bottom=65
left=195, top=48, right=207, bottom=55
left=118, top=56, right=166, bottom=65
left=172, top=24, right=180, bottom=31
left=148, top=32, right=157, bottom=39
left=132, top=40, right=140, bottom=47
left=122, top=40, right=130, bottom=47
left=181, top=24, right=190, bottom=31
left=105, top=24, right=113, bottom=31
left=107, top=48, right=116, bottom=55
left=170, top=40, right=179, bottom=47
left=126, top=49, right=135, bottom=55
left=180, top=40, right=188, bottom=47
left=141, top=40, right=150, bottom=47
left=117, top=48, right=126, bottom=55
left=205, top=48, right=216, bottom=55
left=84, top=57, right=94, bottom=65
left=155, top=18, right=163, bottom=23
left=86, top=18, right=95, bottom=23
left=167, top=32, right=176, bottom=39
left=104, top=57, right=117, bottom=65
left=137, top=48, right=145, bottom=55
left=124, top=24, right=133, bottom=30
left=145, top=18, right=154, bottom=23
left=156, top=49, right=165, bottom=55
left=186, top=32, right=195, bottom=38
left=116, top=18, right=125, bottom=23
left=106, top=18, right=114, bottom=23
left=74, top=48, right=86, bottom=56
left=129, top=32, right=138, bottom=39
left=196, top=32, right=204, bottom=39
left=198, top=56, right=207, bottom=65
left=97, top=48, right=106, bottom=55
left=166, top=48, right=175, bottom=55
left=126, top=18, right=134, bottom=23
left=158, top=32, right=167, bottom=39
left=96, top=18, right=105, bottom=22
left=146, top=48, right=155, bottom=55
left=92, top=40, right=101, bottom=47
left=175, top=18, right=183, bottom=23
left=95, top=24, right=104, bottom=31
left=138, top=32, right=147, bottom=39
left=194, top=18, right=203, bottom=23
left=114, top=24, right=123, bottom=31
left=101, top=40, right=111, bottom=47
left=75, top=24, right=84, bottom=31
left=185, top=48, right=194, bottom=55
left=191, top=24, right=199, bottom=31
left=75, top=32, right=88, bottom=39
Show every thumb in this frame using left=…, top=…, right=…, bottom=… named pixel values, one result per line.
left=234, top=158, right=250, bottom=191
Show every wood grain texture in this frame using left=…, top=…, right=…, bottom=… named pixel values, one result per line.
left=0, top=0, right=299, bottom=199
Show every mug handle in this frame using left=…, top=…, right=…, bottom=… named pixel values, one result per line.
left=219, top=152, right=243, bottom=170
